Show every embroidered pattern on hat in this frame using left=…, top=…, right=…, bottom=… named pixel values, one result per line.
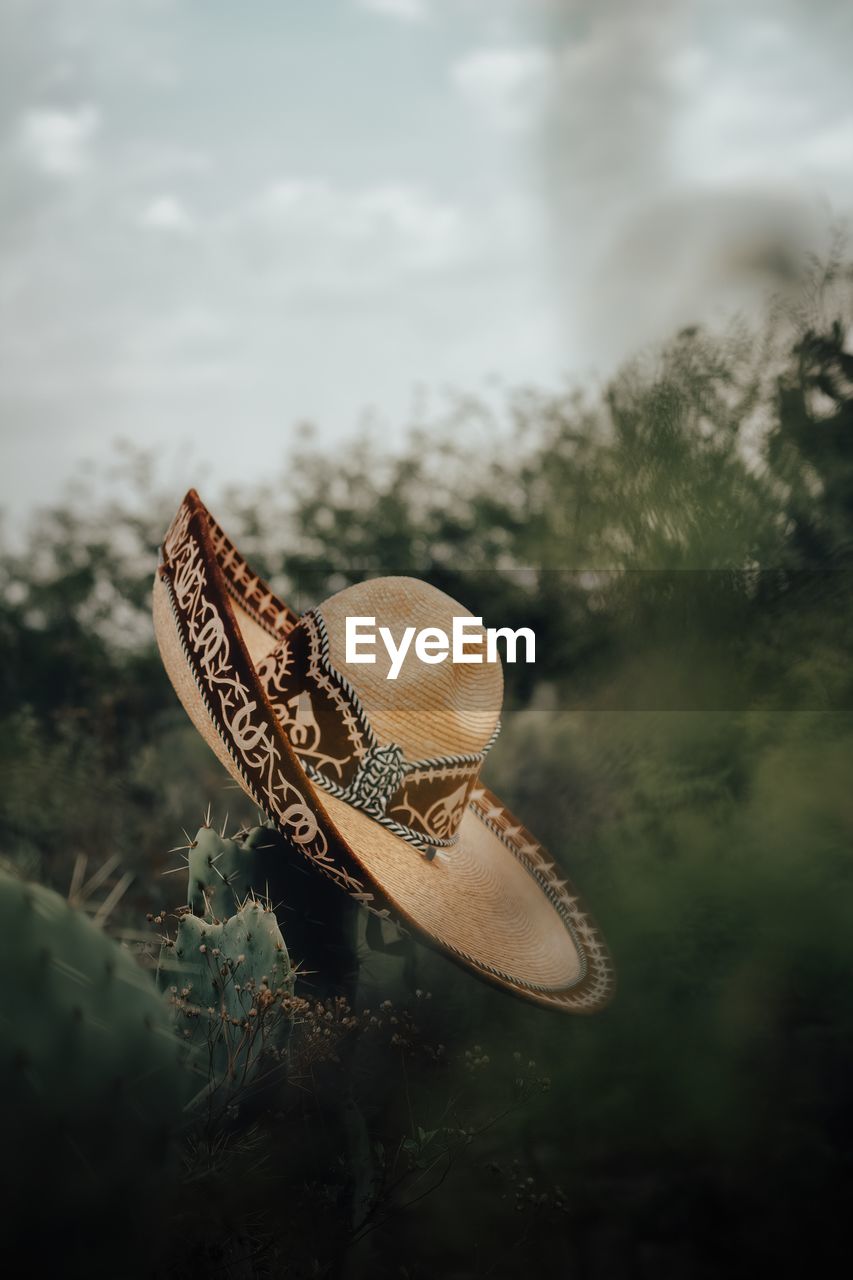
left=157, top=492, right=617, bottom=1011
left=257, top=608, right=497, bottom=857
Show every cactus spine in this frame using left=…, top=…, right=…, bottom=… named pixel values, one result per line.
left=186, top=821, right=277, bottom=918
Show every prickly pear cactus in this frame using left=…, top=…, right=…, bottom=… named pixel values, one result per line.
left=161, top=897, right=295, bottom=1103
left=0, top=865, right=192, bottom=1251
left=185, top=822, right=277, bottom=918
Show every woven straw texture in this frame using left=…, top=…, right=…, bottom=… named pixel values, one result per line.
left=152, top=490, right=615, bottom=1012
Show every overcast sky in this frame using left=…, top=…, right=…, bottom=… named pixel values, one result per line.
left=1, top=0, right=851, bottom=525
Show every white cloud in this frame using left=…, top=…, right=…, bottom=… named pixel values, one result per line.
left=126, top=143, right=212, bottom=180
left=451, top=46, right=550, bottom=132
left=247, top=178, right=464, bottom=281
left=668, top=19, right=853, bottom=198
left=355, top=0, right=428, bottom=21
left=18, top=104, right=100, bottom=177
left=351, top=184, right=461, bottom=265
left=806, top=115, right=853, bottom=178
left=140, top=194, right=194, bottom=232
left=261, top=177, right=329, bottom=214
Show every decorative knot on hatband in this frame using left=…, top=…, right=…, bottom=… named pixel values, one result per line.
left=259, top=608, right=500, bottom=861
left=339, top=743, right=407, bottom=819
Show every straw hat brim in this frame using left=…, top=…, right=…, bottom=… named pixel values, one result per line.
left=153, top=492, right=615, bottom=1013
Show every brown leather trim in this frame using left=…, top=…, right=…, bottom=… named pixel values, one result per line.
left=157, top=489, right=616, bottom=1013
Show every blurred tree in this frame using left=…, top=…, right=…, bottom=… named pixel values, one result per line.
left=1, top=261, right=852, bottom=1277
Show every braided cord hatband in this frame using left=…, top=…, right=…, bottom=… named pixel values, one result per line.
left=296, top=608, right=501, bottom=861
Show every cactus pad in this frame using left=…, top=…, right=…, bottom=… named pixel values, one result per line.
left=0, top=865, right=191, bottom=1249
left=162, top=897, right=295, bottom=1102
left=186, top=822, right=277, bottom=918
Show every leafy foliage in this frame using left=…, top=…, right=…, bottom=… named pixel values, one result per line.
left=1, top=267, right=852, bottom=1275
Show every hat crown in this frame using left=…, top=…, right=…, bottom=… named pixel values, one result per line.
left=256, top=577, right=503, bottom=851
left=319, top=576, right=502, bottom=759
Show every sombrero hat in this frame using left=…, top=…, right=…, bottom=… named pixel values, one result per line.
left=153, top=489, right=614, bottom=1013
